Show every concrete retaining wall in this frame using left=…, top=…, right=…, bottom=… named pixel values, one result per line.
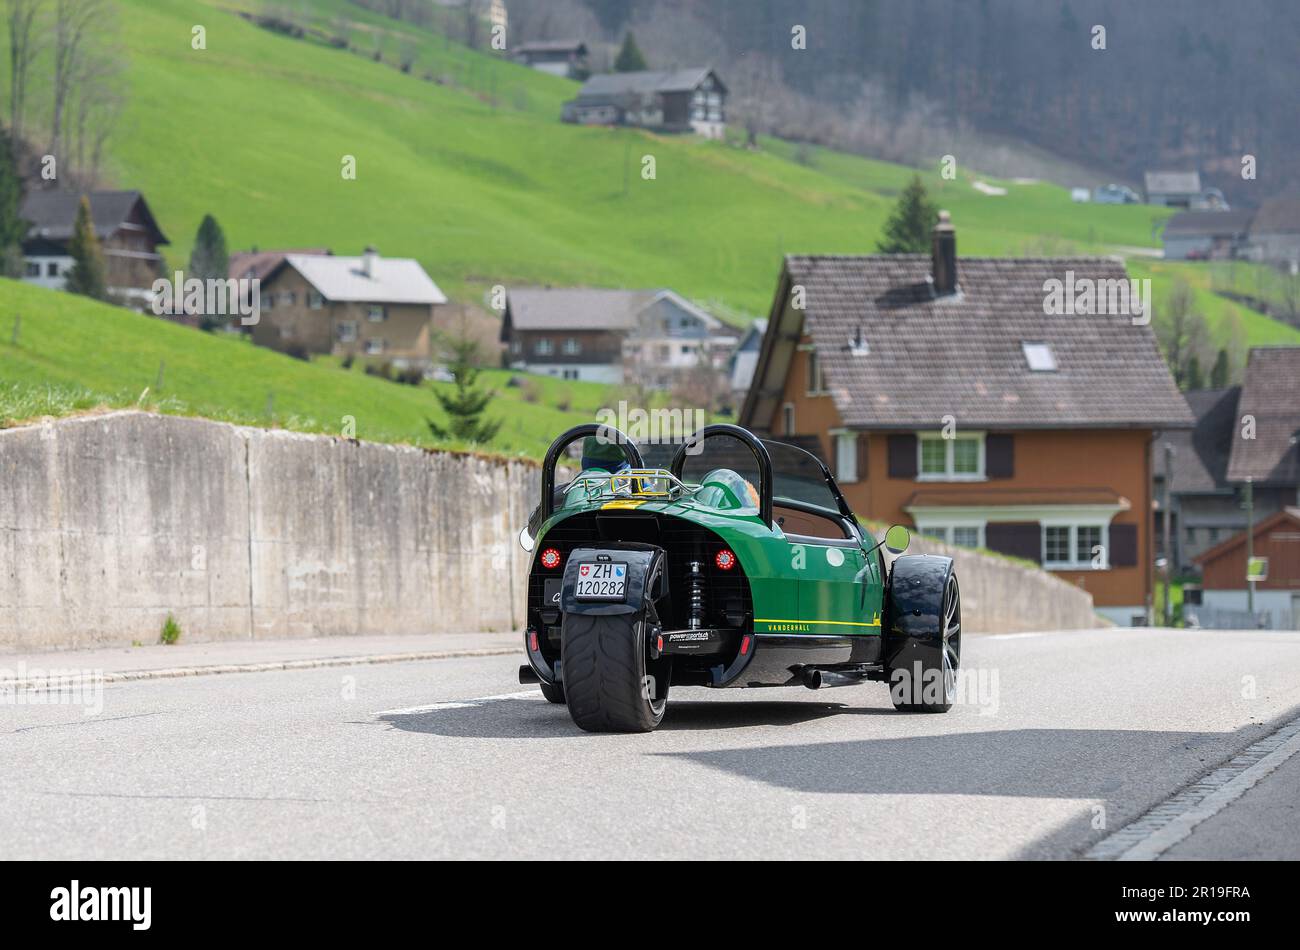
left=898, top=534, right=1100, bottom=632
left=0, top=412, right=1097, bottom=651
left=0, top=412, right=537, bottom=650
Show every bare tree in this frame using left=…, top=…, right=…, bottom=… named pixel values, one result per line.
left=68, top=45, right=124, bottom=188
left=7, top=0, right=44, bottom=140
left=50, top=0, right=117, bottom=160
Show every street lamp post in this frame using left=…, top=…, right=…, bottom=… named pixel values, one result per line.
left=1244, top=477, right=1255, bottom=617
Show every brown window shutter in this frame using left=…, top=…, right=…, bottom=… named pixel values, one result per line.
left=1109, top=523, right=1138, bottom=567
left=887, top=434, right=917, bottom=478
left=985, top=522, right=1041, bottom=564
left=986, top=433, right=1014, bottom=479
left=856, top=434, right=869, bottom=480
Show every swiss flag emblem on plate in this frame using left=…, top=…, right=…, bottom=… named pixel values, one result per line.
left=579, top=565, right=590, bottom=576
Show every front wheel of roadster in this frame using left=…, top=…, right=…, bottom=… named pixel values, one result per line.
left=890, top=571, right=961, bottom=713
left=561, top=611, right=668, bottom=733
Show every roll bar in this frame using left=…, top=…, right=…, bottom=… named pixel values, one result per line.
left=669, top=423, right=774, bottom=527
left=540, top=423, right=645, bottom=523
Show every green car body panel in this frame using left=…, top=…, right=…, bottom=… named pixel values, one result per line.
left=533, top=467, right=886, bottom=641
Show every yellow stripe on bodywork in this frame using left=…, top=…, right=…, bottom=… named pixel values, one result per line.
left=754, top=617, right=881, bottom=628
left=601, top=500, right=646, bottom=510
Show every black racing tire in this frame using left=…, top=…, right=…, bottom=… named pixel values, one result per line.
left=890, top=571, right=961, bottom=713
left=560, top=611, right=668, bottom=733
left=539, top=680, right=566, bottom=704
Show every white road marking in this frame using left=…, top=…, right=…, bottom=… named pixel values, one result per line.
left=373, top=690, right=540, bottom=716
left=1086, top=713, right=1300, bottom=861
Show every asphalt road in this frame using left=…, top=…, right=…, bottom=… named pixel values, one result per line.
left=3, top=627, right=1299, bottom=860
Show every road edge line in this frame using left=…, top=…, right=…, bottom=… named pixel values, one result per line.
left=1084, top=712, right=1300, bottom=861
left=0, top=646, right=522, bottom=689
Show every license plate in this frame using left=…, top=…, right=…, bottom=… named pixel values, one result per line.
left=575, top=562, right=627, bottom=601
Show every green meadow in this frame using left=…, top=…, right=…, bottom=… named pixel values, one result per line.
left=0, top=279, right=611, bottom=457
left=70, top=0, right=1180, bottom=318
left=2, top=0, right=1296, bottom=456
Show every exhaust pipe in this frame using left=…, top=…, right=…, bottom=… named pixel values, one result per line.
left=518, top=664, right=541, bottom=685
left=802, top=668, right=863, bottom=690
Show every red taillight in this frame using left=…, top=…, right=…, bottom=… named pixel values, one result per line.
left=715, top=549, right=736, bottom=571
left=740, top=635, right=751, bottom=656
left=656, top=635, right=664, bottom=653
left=540, top=548, right=562, bottom=570
left=528, top=629, right=540, bottom=652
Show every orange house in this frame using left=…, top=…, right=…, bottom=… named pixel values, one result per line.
left=740, top=214, right=1193, bottom=625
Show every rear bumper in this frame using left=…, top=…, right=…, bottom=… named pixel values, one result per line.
left=721, top=633, right=882, bottom=687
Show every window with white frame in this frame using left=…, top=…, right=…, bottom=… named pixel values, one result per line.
left=834, top=432, right=858, bottom=483
left=1042, top=523, right=1108, bottom=569
left=336, top=321, right=358, bottom=343
left=782, top=403, right=796, bottom=437
left=535, top=338, right=554, bottom=356
left=367, top=305, right=386, bottom=323
left=916, top=524, right=984, bottom=548
left=563, top=337, right=581, bottom=355
left=364, top=338, right=385, bottom=355
left=918, top=433, right=985, bottom=480
left=308, top=291, right=324, bottom=310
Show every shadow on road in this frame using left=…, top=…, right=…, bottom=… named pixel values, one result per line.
left=376, top=697, right=895, bottom=740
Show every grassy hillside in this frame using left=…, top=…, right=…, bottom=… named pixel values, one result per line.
left=0, top=280, right=610, bottom=457
left=31, top=0, right=1178, bottom=321
left=1127, top=259, right=1300, bottom=379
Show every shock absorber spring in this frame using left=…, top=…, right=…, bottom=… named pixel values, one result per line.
left=687, top=560, right=705, bottom=629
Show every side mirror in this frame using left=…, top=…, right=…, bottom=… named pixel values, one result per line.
left=884, top=524, right=911, bottom=555
left=518, top=526, right=535, bottom=553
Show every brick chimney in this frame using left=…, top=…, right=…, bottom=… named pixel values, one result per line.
left=932, top=210, right=956, bottom=296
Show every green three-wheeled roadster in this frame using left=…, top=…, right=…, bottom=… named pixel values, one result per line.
left=517, top=424, right=961, bottom=732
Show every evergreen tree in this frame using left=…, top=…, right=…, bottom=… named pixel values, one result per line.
left=0, top=128, right=26, bottom=277
left=614, top=31, right=648, bottom=72
left=1184, top=353, right=1203, bottom=390
left=1210, top=348, right=1230, bottom=388
left=66, top=196, right=108, bottom=300
left=876, top=174, right=940, bottom=253
left=427, top=339, right=501, bottom=444
left=188, top=214, right=229, bottom=282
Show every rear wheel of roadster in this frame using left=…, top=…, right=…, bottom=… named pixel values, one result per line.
left=539, top=681, right=566, bottom=704
left=561, top=611, right=668, bottom=733
left=890, top=571, right=961, bottom=713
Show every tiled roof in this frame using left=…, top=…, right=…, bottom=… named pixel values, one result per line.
left=506, top=288, right=655, bottom=332
left=577, top=68, right=719, bottom=98
left=1145, top=170, right=1201, bottom=195
left=1163, top=210, right=1254, bottom=237
left=229, top=249, right=331, bottom=283
left=19, top=190, right=169, bottom=245
left=1226, top=347, right=1300, bottom=483
left=756, top=254, right=1193, bottom=430
left=276, top=254, right=445, bottom=306
left=514, top=40, right=587, bottom=53
left=1250, top=190, right=1300, bottom=236
left=1154, top=387, right=1239, bottom=495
